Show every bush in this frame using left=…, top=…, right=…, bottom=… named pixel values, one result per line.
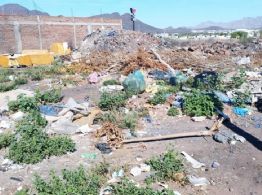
left=34, top=165, right=107, bottom=195
left=112, top=179, right=174, bottom=195
left=231, top=31, right=248, bottom=39
left=103, top=79, right=119, bottom=86
left=120, top=111, right=139, bottom=130
left=8, top=94, right=39, bottom=112
left=8, top=112, right=75, bottom=164
left=232, top=91, right=250, bottom=107
left=35, top=89, right=62, bottom=104
left=99, top=92, right=127, bottom=111
left=145, top=150, right=185, bottom=184
left=148, top=91, right=167, bottom=105
left=14, top=77, right=28, bottom=85
left=167, top=107, right=179, bottom=116
left=0, top=132, right=15, bottom=149
left=0, top=81, right=17, bottom=92
left=31, top=72, right=43, bottom=81
left=183, top=90, right=215, bottom=117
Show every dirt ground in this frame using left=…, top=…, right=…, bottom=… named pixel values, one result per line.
left=1, top=82, right=262, bottom=195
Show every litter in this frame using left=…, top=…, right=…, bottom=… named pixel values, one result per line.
left=95, top=143, right=112, bottom=154
left=112, top=169, right=124, bottom=179
left=188, top=175, right=210, bottom=186
left=181, top=151, right=205, bottom=169
left=233, top=134, right=246, bottom=143
left=99, top=85, right=124, bottom=93
left=39, top=105, right=62, bottom=116
left=211, top=161, right=220, bottom=169
left=123, top=70, right=146, bottom=94
left=214, top=91, right=231, bottom=103
left=89, top=72, right=99, bottom=84
left=233, top=107, right=249, bottom=117
left=81, top=153, right=97, bottom=159
left=191, top=116, right=206, bottom=122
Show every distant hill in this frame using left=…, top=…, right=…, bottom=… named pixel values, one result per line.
left=196, top=17, right=262, bottom=29
left=90, top=12, right=163, bottom=33
left=0, top=3, right=49, bottom=16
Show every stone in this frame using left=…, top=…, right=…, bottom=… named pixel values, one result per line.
left=211, top=161, right=220, bottom=168
left=0, top=120, right=11, bottom=129
left=10, top=111, right=25, bottom=122
left=188, top=175, right=210, bottom=186
left=140, top=164, right=151, bottom=172
left=130, top=166, right=142, bottom=177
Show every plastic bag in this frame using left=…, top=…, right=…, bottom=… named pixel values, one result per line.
left=123, top=70, right=146, bottom=94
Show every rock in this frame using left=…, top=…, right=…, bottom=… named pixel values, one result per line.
left=10, top=111, right=25, bottom=121
left=130, top=166, right=142, bottom=177
left=173, top=191, right=182, bottom=195
left=191, top=116, right=206, bottom=122
left=89, top=72, right=99, bottom=84
left=211, top=161, right=220, bottom=168
left=236, top=57, right=251, bottom=65
left=0, top=120, right=11, bottom=129
left=181, top=151, right=205, bottom=169
left=49, top=118, right=80, bottom=134
left=213, top=133, right=229, bottom=144
left=77, top=124, right=94, bottom=134
left=188, top=175, right=210, bottom=186
left=140, top=164, right=151, bottom=172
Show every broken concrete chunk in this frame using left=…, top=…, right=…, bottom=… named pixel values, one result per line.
left=130, top=166, right=142, bottom=177
left=49, top=118, right=80, bottom=135
left=99, top=85, right=124, bottom=93
left=233, top=134, right=246, bottom=143
left=77, top=124, right=94, bottom=134
left=181, top=151, right=205, bottom=169
left=10, top=111, right=25, bottom=122
left=213, top=133, right=229, bottom=144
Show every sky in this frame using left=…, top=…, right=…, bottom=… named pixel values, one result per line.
left=1, top=0, right=262, bottom=28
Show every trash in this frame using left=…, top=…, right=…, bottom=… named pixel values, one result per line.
left=1, top=159, right=23, bottom=172
left=99, top=85, right=124, bottom=93
left=236, top=57, right=250, bottom=65
left=10, top=177, right=23, bottom=182
left=39, top=105, right=62, bottom=116
left=0, top=120, right=11, bottom=129
left=169, top=71, right=187, bottom=85
left=123, top=70, right=146, bottom=94
left=112, top=169, right=124, bottom=179
left=255, top=98, right=262, bottom=112
left=191, top=116, right=206, bottom=122
left=144, top=115, right=153, bottom=123
left=10, top=111, right=25, bottom=122
left=89, top=72, right=99, bottom=84
left=95, top=143, right=112, bottom=154
left=181, top=151, right=205, bottom=169
left=148, top=70, right=170, bottom=81
left=233, top=134, right=246, bottom=143
left=145, top=83, right=159, bottom=94
left=95, top=123, right=123, bottom=148
left=81, top=153, right=97, bottom=159
left=214, top=91, right=231, bottom=103
left=188, top=175, right=210, bottom=186
left=211, top=161, right=220, bottom=169
left=233, top=107, right=249, bottom=117
left=140, top=164, right=151, bottom=172
left=130, top=166, right=142, bottom=177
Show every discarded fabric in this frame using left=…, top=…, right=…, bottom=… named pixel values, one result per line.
left=233, top=107, right=249, bottom=117
left=95, top=143, right=112, bottom=154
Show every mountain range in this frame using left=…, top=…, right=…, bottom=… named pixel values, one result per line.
left=1, top=3, right=261, bottom=33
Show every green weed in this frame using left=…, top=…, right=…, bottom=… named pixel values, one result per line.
left=99, top=92, right=127, bottom=111
left=103, top=79, right=119, bottom=86
left=0, top=132, right=15, bottom=149
left=167, top=107, right=179, bottom=116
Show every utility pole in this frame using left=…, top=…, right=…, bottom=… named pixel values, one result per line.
left=130, top=8, right=136, bottom=31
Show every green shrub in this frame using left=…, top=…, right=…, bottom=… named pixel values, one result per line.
left=167, top=107, right=179, bottom=116
left=148, top=91, right=167, bottom=105
left=0, top=81, right=16, bottom=92
left=15, top=189, right=29, bottom=195
left=145, top=150, right=185, bottom=184
left=34, top=165, right=107, bottom=195
left=103, top=79, right=119, bottom=86
left=31, top=72, right=43, bottom=81
left=35, top=89, right=62, bottom=104
left=231, top=31, right=248, bottom=39
left=0, top=132, right=15, bottom=149
left=183, top=90, right=215, bottom=117
left=8, top=112, right=75, bottom=164
left=232, top=91, right=250, bottom=107
left=112, top=179, right=174, bottom=195
left=120, top=111, right=139, bottom=130
left=14, top=77, right=28, bottom=85
left=46, top=136, right=75, bottom=156
left=229, top=69, right=246, bottom=90
left=99, top=92, right=127, bottom=111
left=8, top=94, right=39, bottom=112
left=8, top=95, right=37, bottom=112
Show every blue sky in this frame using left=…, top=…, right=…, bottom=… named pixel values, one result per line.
left=1, top=0, right=262, bottom=28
